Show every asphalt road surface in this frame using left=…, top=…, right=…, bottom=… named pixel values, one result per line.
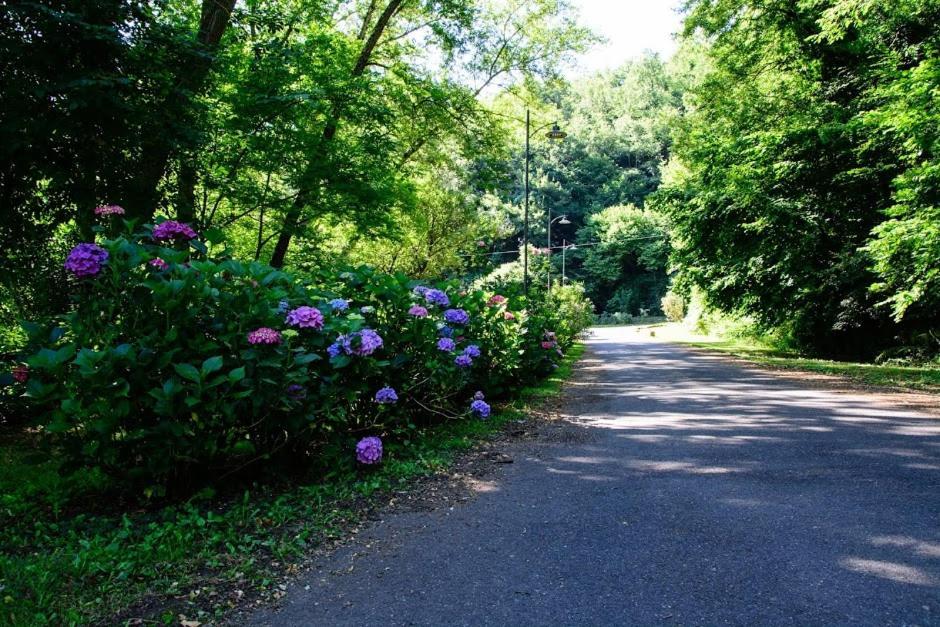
left=250, top=327, right=940, bottom=626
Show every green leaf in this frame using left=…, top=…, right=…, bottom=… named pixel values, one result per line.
left=227, top=366, right=246, bottom=382
left=173, top=363, right=201, bottom=383
left=201, top=356, right=223, bottom=375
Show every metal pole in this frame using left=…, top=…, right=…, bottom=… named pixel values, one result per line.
left=547, top=208, right=552, bottom=295
left=523, top=109, right=530, bottom=298
left=562, top=239, right=566, bottom=285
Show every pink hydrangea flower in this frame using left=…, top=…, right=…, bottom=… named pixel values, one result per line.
left=487, top=294, right=507, bottom=306
left=152, top=220, right=198, bottom=242
left=94, top=204, right=125, bottom=216
left=12, top=365, right=28, bottom=383
left=149, top=258, right=169, bottom=271
left=541, top=341, right=556, bottom=349
left=503, top=312, right=515, bottom=321
left=247, top=327, right=282, bottom=345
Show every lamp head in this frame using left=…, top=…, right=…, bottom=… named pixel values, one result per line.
left=558, top=216, right=571, bottom=225
left=545, top=123, right=567, bottom=140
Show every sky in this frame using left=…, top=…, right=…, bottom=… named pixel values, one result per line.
left=566, top=0, right=686, bottom=75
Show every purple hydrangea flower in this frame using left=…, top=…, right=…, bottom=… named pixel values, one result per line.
left=64, top=243, right=109, bottom=278
left=437, top=338, right=456, bottom=352
left=454, top=354, right=473, bottom=368
left=413, top=285, right=430, bottom=297
left=247, top=327, right=282, bottom=345
left=286, top=384, right=306, bottom=399
left=285, top=306, right=324, bottom=330
left=423, top=289, right=450, bottom=307
left=332, top=329, right=384, bottom=357
left=463, top=344, right=481, bottom=358
left=94, top=204, right=125, bottom=216
left=152, top=220, right=198, bottom=242
left=438, top=326, right=454, bottom=338
left=148, top=257, right=168, bottom=271
left=375, top=386, right=398, bottom=404
left=470, top=400, right=491, bottom=418
left=356, top=436, right=383, bottom=465
left=443, top=309, right=470, bottom=325
left=408, top=305, right=429, bottom=318
left=329, top=298, right=349, bottom=312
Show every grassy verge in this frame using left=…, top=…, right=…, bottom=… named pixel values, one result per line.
left=0, top=343, right=584, bottom=626
left=649, top=323, right=940, bottom=392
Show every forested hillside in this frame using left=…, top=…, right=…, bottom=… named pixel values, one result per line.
left=658, top=0, right=940, bottom=358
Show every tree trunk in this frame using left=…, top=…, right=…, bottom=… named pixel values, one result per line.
left=127, top=0, right=235, bottom=222
left=268, top=0, right=405, bottom=268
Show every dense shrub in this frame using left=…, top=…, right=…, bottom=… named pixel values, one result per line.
left=661, top=292, right=686, bottom=322
left=9, top=219, right=590, bottom=493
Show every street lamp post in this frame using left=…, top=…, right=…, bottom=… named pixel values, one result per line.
left=560, top=239, right=577, bottom=286
left=546, top=213, right=570, bottom=294
left=522, top=110, right=566, bottom=298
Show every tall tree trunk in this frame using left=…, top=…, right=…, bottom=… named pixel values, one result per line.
left=268, top=0, right=405, bottom=268
left=175, top=154, right=197, bottom=223
left=126, top=0, right=235, bottom=222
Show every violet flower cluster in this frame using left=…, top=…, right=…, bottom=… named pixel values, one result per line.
left=421, top=288, right=450, bottom=307
left=356, top=436, right=383, bottom=464
left=152, top=220, right=198, bottom=242
left=285, top=306, right=324, bottom=330
left=328, top=329, right=383, bottom=357
left=374, top=386, right=398, bottom=404
left=454, top=354, right=473, bottom=368
left=470, top=399, right=491, bottom=419
left=148, top=258, right=169, bottom=271
left=64, top=243, right=109, bottom=278
left=443, top=309, right=470, bottom=325
left=408, top=305, right=428, bottom=318
left=437, top=338, right=456, bottom=352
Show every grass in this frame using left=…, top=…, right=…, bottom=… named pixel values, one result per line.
left=649, top=323, right=940, bottom=392
left=0, top=343, right=584, bottom=626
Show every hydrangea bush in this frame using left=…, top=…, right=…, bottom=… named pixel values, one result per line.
left=17, top=219, right=591, bottom=492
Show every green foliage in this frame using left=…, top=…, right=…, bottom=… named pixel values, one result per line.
left=576, top=205, right=670, bottom=315
left=0, top=342, right=585, bottom=625
left=13, top=223, right=591, bottom=493
left=661, top=292, right=687, bottom=323
left=658, top=0, right=940, bottom=358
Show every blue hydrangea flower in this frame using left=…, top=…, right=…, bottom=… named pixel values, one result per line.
left=437, top=338, right=456, bottom=352
left=423, top=289, right=450, bottom=307
left=329, top=298, right=349, bottom=312
left=375, top=386, right=398, bottom=404
left=438, top=325, right=454, bottom=338
left=470, top=399, right=491, bottom=418
left=443, top=309, right=470, bottom=325
left=277, top=299, right=290, bottom=313
left=462, top=344, right=481, bottom=358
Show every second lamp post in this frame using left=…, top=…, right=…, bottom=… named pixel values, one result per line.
left=523, top=109, right=566, bottom=298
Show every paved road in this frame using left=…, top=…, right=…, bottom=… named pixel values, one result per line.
left=251, top=327, right=940, bottom=626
